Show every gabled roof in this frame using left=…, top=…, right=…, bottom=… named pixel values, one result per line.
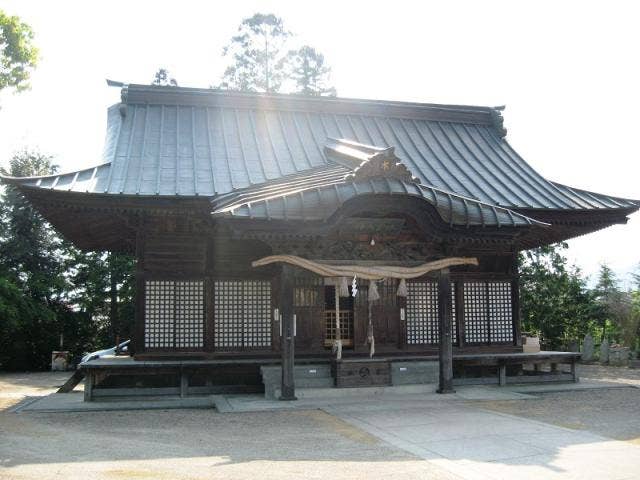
left=2, top=84, right=639, bottom=217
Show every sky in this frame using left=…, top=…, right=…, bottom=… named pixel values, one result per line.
left=0, top=0, right=638, bottom=286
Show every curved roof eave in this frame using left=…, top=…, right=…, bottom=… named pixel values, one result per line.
left=210, top=169, right=549, bottom=229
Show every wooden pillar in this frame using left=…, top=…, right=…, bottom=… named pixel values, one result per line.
left=454, top=281, right=465, bottom=347
left=437, top=268, right=455, bottom=394
left=279, top=264, right=297, bottom=401
left=511, top=253, right=523, bottom=348
left=134, top=227, right=146, bottom=355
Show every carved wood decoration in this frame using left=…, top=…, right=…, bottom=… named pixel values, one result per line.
left=344, top=151, right=418, bottom=184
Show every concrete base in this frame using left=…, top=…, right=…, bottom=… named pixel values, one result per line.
left=261, top=364, right=333, bottom=400
left=13, top=392, right=215, bottom=413
left=391, top=361, right=439, bottom=385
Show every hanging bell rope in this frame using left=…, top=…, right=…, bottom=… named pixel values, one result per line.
left=333, top=284, right=342, bottom=360
left=368, top=280, right=380, bottom=302
left=367, top=305, right=375, bottom=358
left=397, top=278, right=408, bottom=297
left=366, top=280, right=378, bottom=358
left=338, top=276, right=350, bottom=298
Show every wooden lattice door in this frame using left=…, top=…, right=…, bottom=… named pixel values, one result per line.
left=293, top=273, right=325, bottom=351
left=353, top=279, right=401, bottom=351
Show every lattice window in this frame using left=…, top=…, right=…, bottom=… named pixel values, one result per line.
left=463, top=282, right=489, bottom=344
left=175, top=281, right=205, bottom=348
left=406, top=281, right=457, bottom=345
left=214, top=280, right=271, bottom=349
left=324, top=310, right=354, bottom=347
left=488, top=282, right=513, bottom=343
left=144, top=280, right=204, bottom=349
left=463, top=281, right=513, bottom=344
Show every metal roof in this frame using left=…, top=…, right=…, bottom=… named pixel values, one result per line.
left=3, top=84, right=639, bottom=215
left=210, top=163, right=548, bottom=228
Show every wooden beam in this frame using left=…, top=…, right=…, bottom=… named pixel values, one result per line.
left=437, top=268, right=455, bottom=394
left=279, top=264, right=297, bottom=400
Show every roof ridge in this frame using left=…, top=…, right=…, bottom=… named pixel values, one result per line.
left=121, top=83, right=501, bottom=113
left=117, top=84, right=503, bottom=128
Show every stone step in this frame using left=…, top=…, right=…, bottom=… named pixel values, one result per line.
left=272, top=383, right=437, bottom=400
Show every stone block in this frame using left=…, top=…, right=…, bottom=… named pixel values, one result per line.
left=390, top=361, right=438, bottom=385
left=609, top=347, right=629, bottom=366
left=522, top=336, right=541, bottom=353
left=600, top=339, right=609, bottom=364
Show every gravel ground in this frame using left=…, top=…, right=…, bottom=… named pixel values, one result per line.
left=580, top=363, right=640, bottom=386
left=2, top=365, right=639, bottom=479
left=0, top=373, right=456, bottom=480
left=0, top=371, right=71, bottom=410
left=473, top=365, right=640, bottom=444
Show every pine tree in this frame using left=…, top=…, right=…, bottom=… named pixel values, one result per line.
left=287, top=45, right=336, bottom=96
left=218, top=13, right=291, bottom=93
left=152, top=68, right=178, bottom=86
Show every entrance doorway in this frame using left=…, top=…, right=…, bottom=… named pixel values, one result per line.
left=324, top=286, right=354, bottom=347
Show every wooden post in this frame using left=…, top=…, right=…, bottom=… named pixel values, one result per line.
left=511, top=253, right=523, bottom=348
left=498, top=364, right=507, bottom=386
left=84, top=372, right=94, bottom=402
left=437, top=268, right=455, bottom=394
left=570, top=360, right=579, bottom=382
left=180, top=368, right=189, bottom=398
left=134, top=227, right=146, bottom=356
left=454, top=281, right=465, bottom=347
left=280, top=264, right=297, bottom=400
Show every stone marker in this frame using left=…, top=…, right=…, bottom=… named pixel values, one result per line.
left=569, top=340, right=579, bottom=353
left=600, top=339, right=609, bottom=364
left=51, top=351, right=69, bottom=371
left=609, top=346, right=629, bottom=366
left=581, top=334, right=594, bottom=362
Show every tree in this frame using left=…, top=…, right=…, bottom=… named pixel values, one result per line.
left=0, top=150, right=65, bottom=302
left=519, top=243, right=598, bottom=349
left=65, top=250, right=136, bottom=347
left=593, top=264, right=621, bottom=342
left=218, top=13, right=291, bottom=93
left=0, top=150, right=135, bottom=370
left=631, top=263, right=640, bottom=289
left=152, top=68, right=178, bottom=86
left=287, top=45, right=336, bottom=96
left=0, top=150, right=93, bottom=369
left=0, top=10, right=39, bottom=95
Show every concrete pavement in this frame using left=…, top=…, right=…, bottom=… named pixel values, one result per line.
left=326, top=394, right=640, bottom=480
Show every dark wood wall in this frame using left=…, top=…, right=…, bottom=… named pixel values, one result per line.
left=133, top=212, right=522, bottom=359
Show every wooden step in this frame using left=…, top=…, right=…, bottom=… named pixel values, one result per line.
left=57, top=369, right=85, bottom=393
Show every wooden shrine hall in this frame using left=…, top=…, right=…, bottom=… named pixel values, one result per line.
left=3, top=83, right=639, bottom=400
